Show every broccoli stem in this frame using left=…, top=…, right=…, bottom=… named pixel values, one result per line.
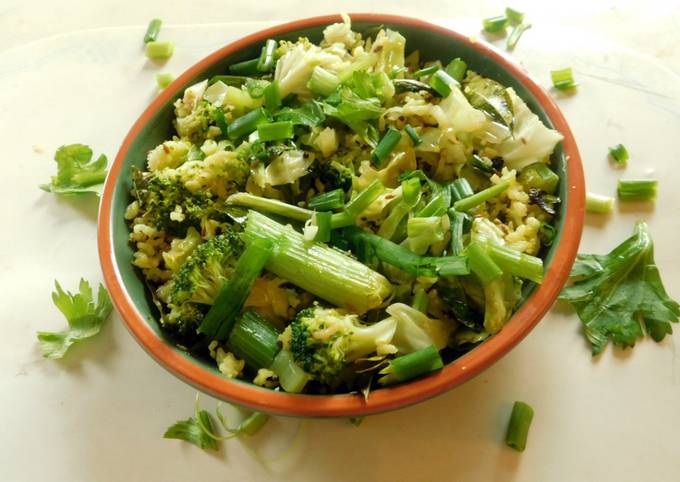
left=244, top=211, right=393, bottom=314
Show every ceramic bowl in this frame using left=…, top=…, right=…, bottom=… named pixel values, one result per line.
left=98, top=13, right=585, bottom=417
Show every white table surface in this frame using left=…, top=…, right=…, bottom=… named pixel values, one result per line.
left=2, top=1, right=680, bottom=481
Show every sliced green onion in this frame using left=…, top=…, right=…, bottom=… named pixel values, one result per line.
left=448, top=209, right=466, bottom=256
left=144, top=41, right=174, bottom=61
left=256, top=121, right=294, bottom=142
left=469, top=153, right=495, bottom=174
left=270, top=349, right=310, bottom=393
left=617, top=179, right=657, bottom=201
left=208, top=75, right=248, bottom=86
left=372, top=128, right=402, bottom=167
left=483, top=15, right=509, bottom=33
left=313, top=211, right=332, bottom=242
left=246, top=79, right=268, bottom=99
left=466, top=242, right=503, bottom=285
left=155, top=72, right=173, bottom=89
left=412, top=288, right=429, bottom=313
left=308, top=66, right=340, bottom=97
left=226, top=311, right=280, bottom=370
left=379, top=345, right=444, bottom=385
left=429, top=70, right=458, bottom=97
left=198, top=238, right=273, bottom=339
left=377, top=202, right=410, bottom=240
left=143, top=18, right=162, bottom=44
left=245, top=212, right=393, bottom=314
left=488, top=245, right=543, bottom=284
left=263, top=80, right=282, bottom=111
left=608, top=143, right=629, bottom=165
left=586, top=192, right=615, bottom=214
left=345, top=179, right=385, bottom=219
left=506, top=23, right=532, bottom=51
left=238, top=411, right=269, bottom=436
left=413, top=64, right=439, bottom=78
left=227, top=108, right=268, bottom=140
left=229, top=58, right=260, bottom=76
left=416, top=190, right=451, bottom=217
left=308, top=189, right=345, bottom=211
left=257, top=39, right=277, bottom=72
left=449, top=178, right=474, bottom=203
left=453, top=180, right=511, bottom=211
left=404, top=124, right=422, bottom=146
left=402, top=177, right=422, bottom=207
left=505, top=401, right=534, bottom=452
left=518, top=162, right=559, bottom=194
left=227, top=192, right=312, bottom=221
left=342, top=227, right=470, bottom=277
left=445, top=58, right=468, bottom=83
left=551, top=67, right=578, bottom=91
left=505, top=7, right=525, bottom=25
left=211, top=109, right=229, bottom=139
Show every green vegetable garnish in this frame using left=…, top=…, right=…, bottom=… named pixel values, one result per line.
left=40, top=144, right=108, bottom=196
left=617, top=179, right=657, bottom=202
left=36, top=279, right=112, bottom=359
left=559, top=221, right=679, bottom=355
left=143, top=18, right=162, bottom=44
left=155, top=72, right=174, bottom=89
left=506, top=23, right=531, bottom=51
left=609, top=143, right=629, bottom=165
left=505, top=401, right=534, bottom=451
left=483, top=15, right=509, bottom=33
left=551, top=67, right=578, bottom=91
left=145, top=41, right=174, bottom=61
left=586, top=192, right=614, bottom=214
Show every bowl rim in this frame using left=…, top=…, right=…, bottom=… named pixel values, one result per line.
left=98, top=13, right=585, bottom=417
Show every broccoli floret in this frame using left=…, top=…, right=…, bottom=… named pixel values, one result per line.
left=169, top=230, right=244, bottom=306
left=174, top=99, right=220, bottom=145
left=132, top=168, right=213, bottom=236
left=161, top=301, right=206, bottom=341
left=287, top=305, right=397, bottom=385
left=317, top=160, right=354, bottom=193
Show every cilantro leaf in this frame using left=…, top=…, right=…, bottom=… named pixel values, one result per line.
left=163, top=410, right=220, bottom=451
left=40, top=144, right=108, bottom=196
left=36, top=279, right=113, bottom=359
left=559, top=221, right=680, bottom=355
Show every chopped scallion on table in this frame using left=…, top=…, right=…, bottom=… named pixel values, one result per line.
left=506, top=23, right=532, bottom=51
left=608, top=143, right=629, bottom=165
left=617, top=179, right=657, bottom=201
left=505, top=7, right=525, bottom=25
left=551, top=67, right=578, bottom=91
left=143, top=18, right=162, bottom=44
left=483, top=15, right=509, bottom=33
left=505, top=401, right=534, bottom=452
left=155, top=73, right=173, bottom=89
left=145, top=41, right=174, bottom=61
left=586, top=192, right=615, bottom=214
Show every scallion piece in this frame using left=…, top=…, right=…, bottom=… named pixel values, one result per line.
left=413, top=64, right=439, bottom=78
left=270, top=349, right=310, bottom=393
left=429, top=70, right=458, bottom=97
left=416, top=190, right=451, bottom=217
left=308, top=189, right=345, bottom=211
left=506, top=23, right=532, bottom=51
left=379, top=345, right=444, bottom=385
left=586, top=192, right=615, bottom=214
left=449, top=178, right=474, bottom=203
left=372, top=128, right=402, bottom=167
left=198, top=238, right=273, bottom=340
left=229, top=58, right=260, bottom=76
left=246, top=79, right=268, bottom=99
left=466, top=242, right=503, bottom=285
left=144, top=41, right=174, bottom=61
left=505, top=401, right=534, bottom=452
left=212, top=109, right=229, bottom=139
left=453, top=180, right=511, bottom=211
left=488, top=244, right=543, bottom=284
left=155, top=72, right=173, bottom=89
left=551, top=67, right=578, bottom=91
left=518, top=162, right=559, bottom=194
left=505, top=7, right=525, bottom=25
left=227, top=108, right=268, bottom=140
left=256, top=121, right=294, bottom=142
left=617, top=179, right=657, bottom=201
left=608, top=143, right=629, bottom=165
left=402, top=177, right=422, bottom=207
left=313, top=211, right=332, bottom=243
left=412, top=288, right=429, bottom=313
left=308, top=66, right=340, bottom=97
left=238, top=411, right=270, bottom=436
left=483, top=15, right=509, bottom=33
left=469, top=153, right=495, bottom=174
left=448, top=209, right=466, bottom=256
left=256, top=39, right=277, bottom=72
left=143, top=18, right=162, bottom=44
left=344, top=179, right=385, bottom=219
left=226, top=311, right=280, bottom=370
left=208, top=75, right=248, bottom=86
left=404, top=124, right=422, bottom=146
left=263, top=80, right=282, bottom=111
left=227, top=192, right=313, bottom=221
left=445, top=58, right=468, bottom=83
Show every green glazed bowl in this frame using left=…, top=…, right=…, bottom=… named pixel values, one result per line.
left=98, top=13, right=585, bottom=417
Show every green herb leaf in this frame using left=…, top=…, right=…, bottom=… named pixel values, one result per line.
left=163, top=410, right=220, bottom=451
left=559, top=221, right=679, bottom=355
left=36, top=279, right=112, bottom=359
left=40, top=144, right=108, bottom=196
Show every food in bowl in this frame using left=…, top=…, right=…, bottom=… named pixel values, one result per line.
left=124, top=15, right=564, bottom=395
